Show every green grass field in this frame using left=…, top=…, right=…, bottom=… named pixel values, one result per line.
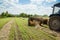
left=9, top=22, right=15, bottom=40
left=15, top=18, right=56, bottom=40
left=0, top=18, right=12, bottom=29
left=0, top=17, right=57, bottom=40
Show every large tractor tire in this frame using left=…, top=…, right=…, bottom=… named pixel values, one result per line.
left=49, top=16, right=60, bottom=31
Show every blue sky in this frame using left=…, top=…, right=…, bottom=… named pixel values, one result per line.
left=19, top=0, right=31, bottom=4
left=0, top=0, right=60, bottom=15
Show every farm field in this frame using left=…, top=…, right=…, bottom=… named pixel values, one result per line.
left=15, top=18, right=56, bottom=40
left=0, top=17, right=59, bottom=40
left=0, top=18, right=12, bottom=30
left=0, top=0, right=60, bottom=40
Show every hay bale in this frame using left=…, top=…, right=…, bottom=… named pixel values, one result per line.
left=42, top=19, right=49, bottom=25
left=28, top=17, right=49, bottom=26
left=28, top=17, right=43, bottom=26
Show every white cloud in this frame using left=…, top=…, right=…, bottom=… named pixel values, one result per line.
left=10, top=0, right=19, bottom=3
left=31, top=0, right=44, bottom=2
left=21, top=4, right=37, bottom=9
left=46, top=0, right=56, bottom=2
left=31, top=0, right=44, bottom=4
left=31, top=0, right=56, bottom=3
left=39, top=7, right=52, bottom=15
left=5, top=0, right=19, bottom=3
left=0, top=0, right=57, bottom=15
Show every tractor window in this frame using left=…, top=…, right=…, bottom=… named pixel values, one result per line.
left=54, top=7, right=60, bottom=14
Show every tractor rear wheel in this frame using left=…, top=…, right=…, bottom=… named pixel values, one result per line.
left=49, top=16, right=60, bottom=31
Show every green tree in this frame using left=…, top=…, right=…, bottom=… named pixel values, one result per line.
left=1, top=12, right=6, bottom=17
left=19, top=13, right=28, bottom=17
left=42, top=15, right=48, bottom=17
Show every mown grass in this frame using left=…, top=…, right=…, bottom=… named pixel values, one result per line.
left=9, top=22, right=15, bottom=40
left=15, top=18, right=56, bottom=40
left=0, top=18, right=12, bottom=29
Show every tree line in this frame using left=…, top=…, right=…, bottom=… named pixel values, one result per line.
left=0, top=11, right=48, bottom=18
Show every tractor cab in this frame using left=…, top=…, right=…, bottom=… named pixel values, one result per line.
left=53, top=5, right=60, bottom=14
left=50, top=3, right=60, bottom=16
left=49, top=3, right=60, bottom=31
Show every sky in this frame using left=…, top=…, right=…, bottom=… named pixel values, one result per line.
left=0, top=0, right=60, bottom=15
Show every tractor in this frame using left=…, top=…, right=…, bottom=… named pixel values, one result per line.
left=49, top=3, right=60, bottom=31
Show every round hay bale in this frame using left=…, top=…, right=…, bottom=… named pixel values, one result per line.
left=28, top=17, right=43, bottom=26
